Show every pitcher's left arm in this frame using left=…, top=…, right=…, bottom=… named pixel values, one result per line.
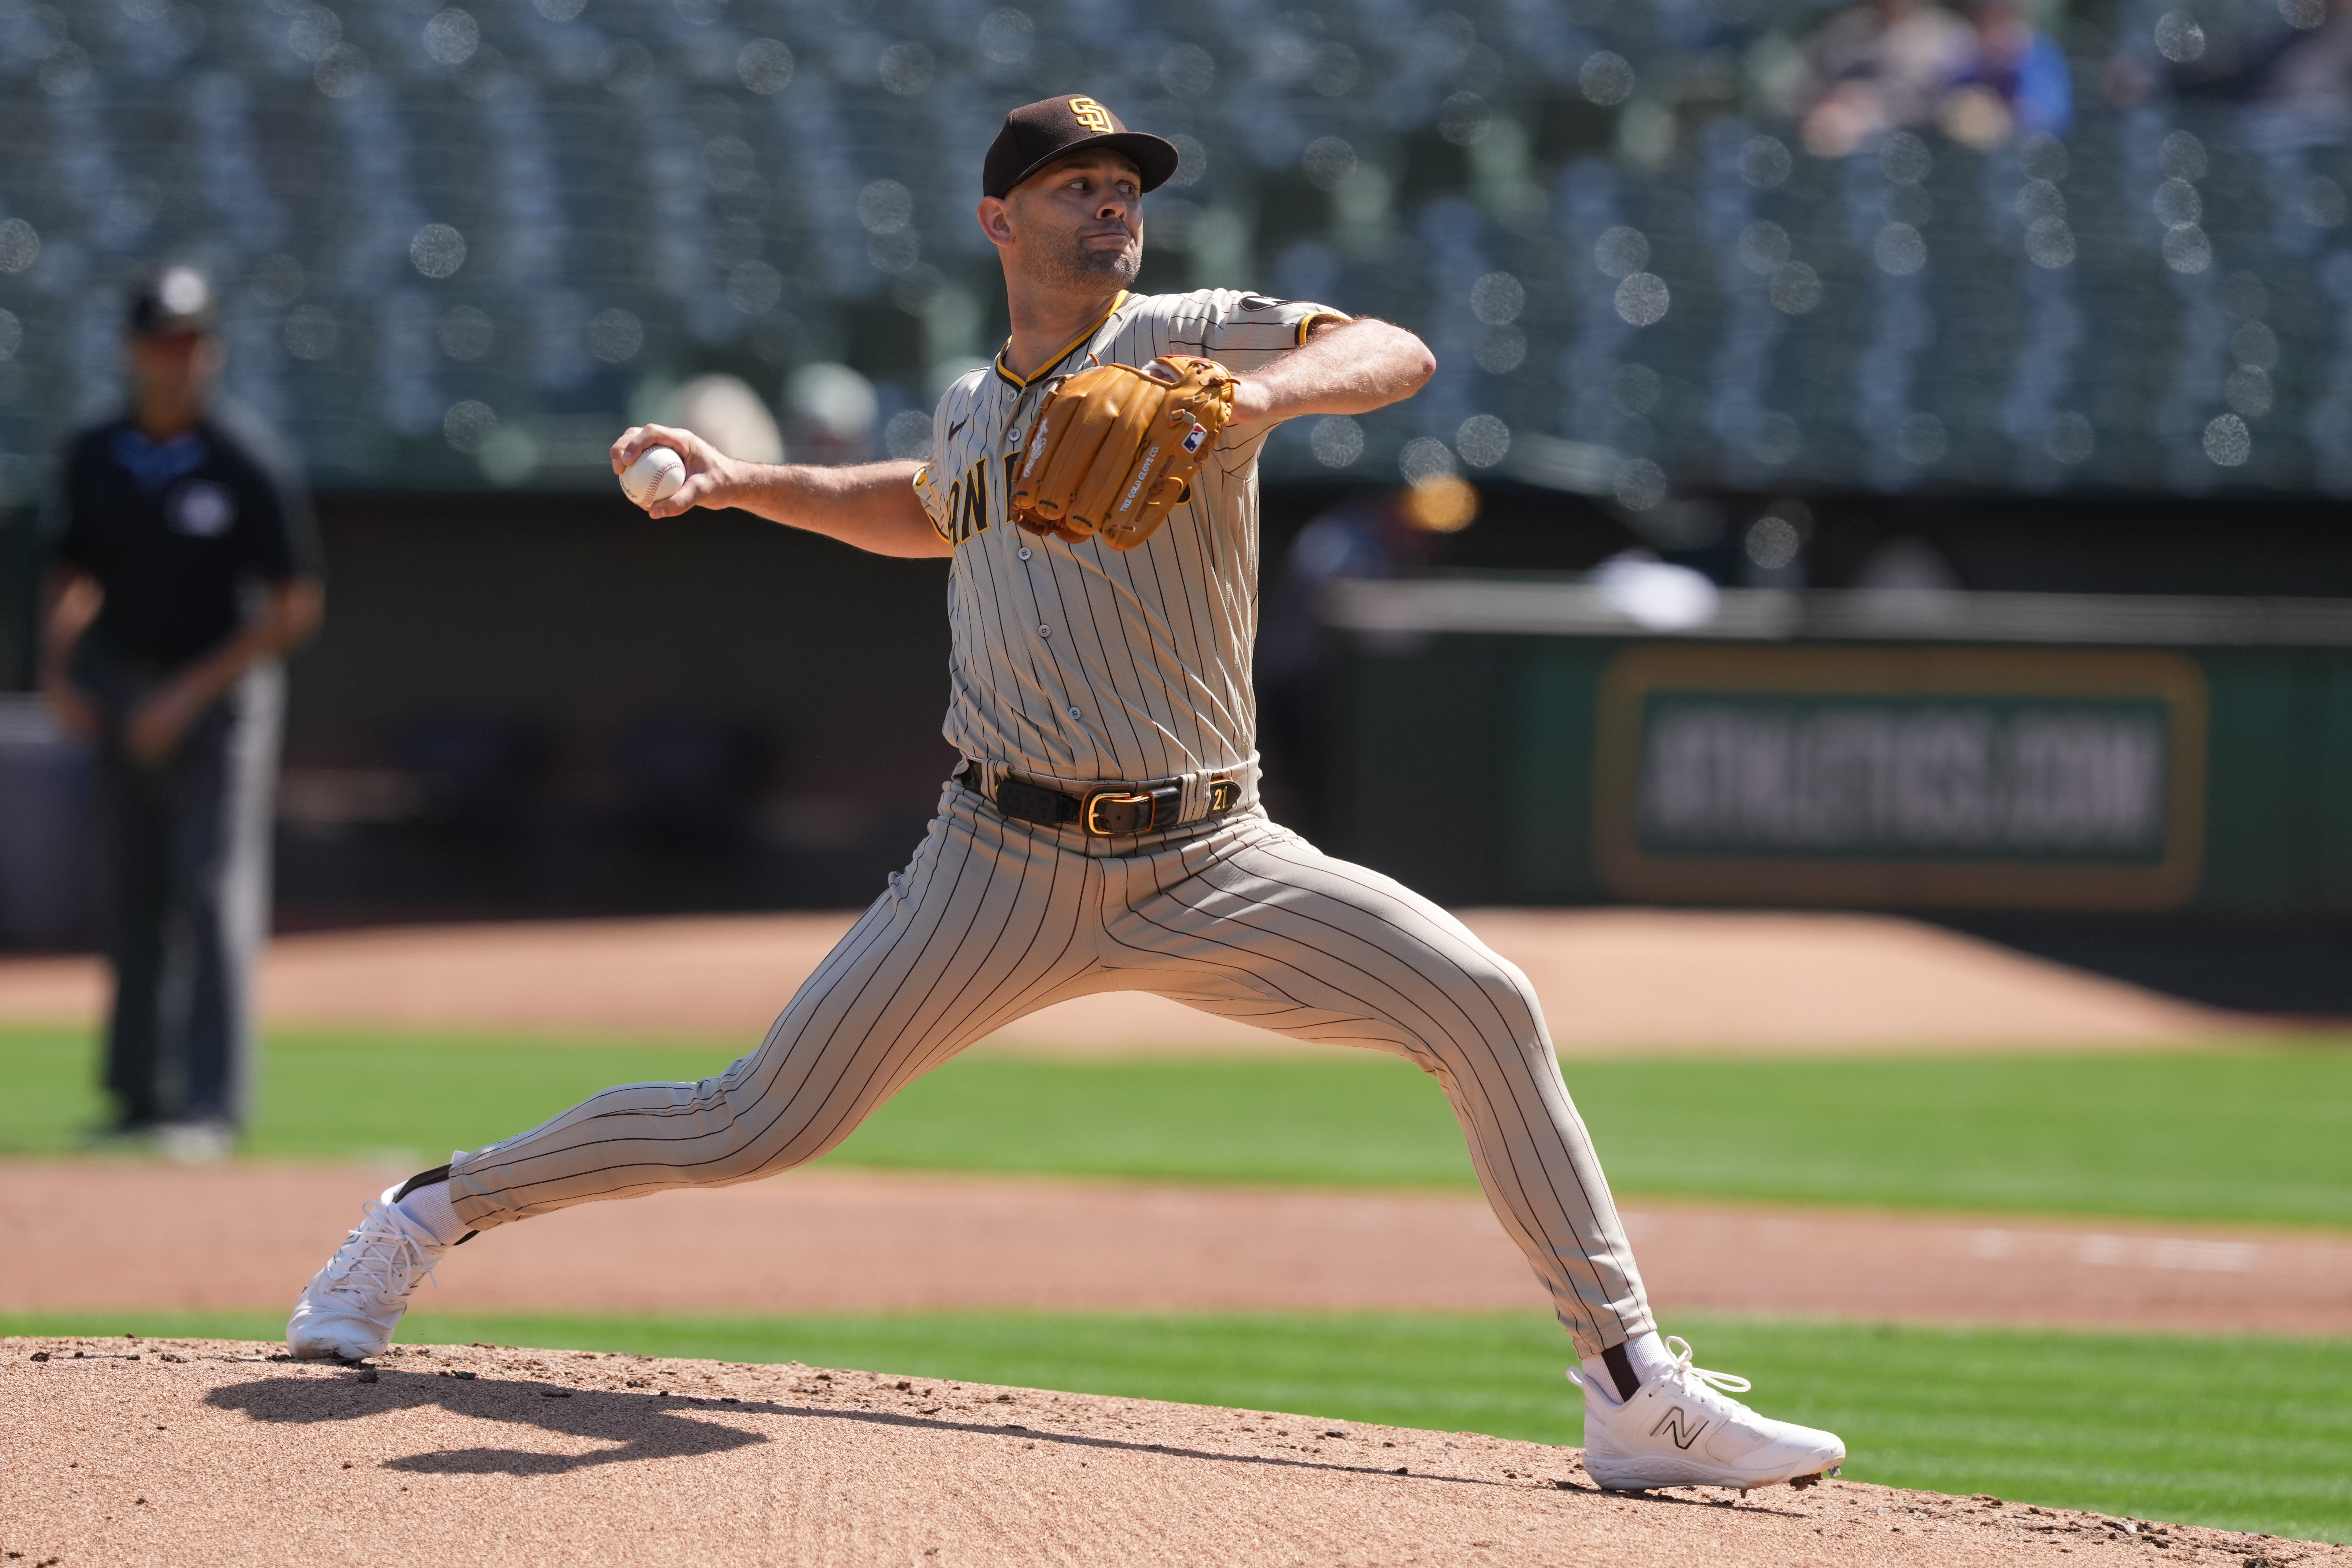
left=1226, top=316, right=1434, bottom=428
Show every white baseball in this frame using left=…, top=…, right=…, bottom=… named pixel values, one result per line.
left=620, top=445, right=687, bottom=509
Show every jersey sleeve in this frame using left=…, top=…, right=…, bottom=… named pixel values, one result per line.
left=911, top=379, right=975, bottom=545
left=912, top=459, right=950, bottom=545
left=1183, top=289, right=1351, bottom=376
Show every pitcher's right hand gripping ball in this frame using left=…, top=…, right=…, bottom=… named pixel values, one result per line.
left=1010, top=355, right=1236, bottom=550
left=610, top=424, right=732, bottom=518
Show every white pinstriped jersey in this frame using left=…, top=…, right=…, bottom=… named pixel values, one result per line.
left=914, top=287, right=1343, bottom=785
left=425, top=305, right=1660, bottom=1372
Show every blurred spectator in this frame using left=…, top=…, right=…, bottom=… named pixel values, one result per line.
left=38, top=266, right=324, bottom=1160
left=2255, top=0, right=2352, bottom=134
left=667, top=374, right=785, bottom=464
left=782, top=362, right=879, bottom=466
left=1793, top=0, right=2068, bottom=154
left=2106, top=0, right=2352, bottom=123
left=1945, top=0, right=2074, bottom=147
left=1797, top=0, right=1982, bottom=157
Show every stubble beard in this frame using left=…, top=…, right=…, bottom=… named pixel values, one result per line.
left=1044, top=229, right=1141, bottom=291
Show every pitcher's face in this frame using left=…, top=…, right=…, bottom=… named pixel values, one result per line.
left=986, top=151, right=1144, bottom=290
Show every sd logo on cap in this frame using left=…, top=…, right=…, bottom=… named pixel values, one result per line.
left=980, top=95, right=1181, bottom=198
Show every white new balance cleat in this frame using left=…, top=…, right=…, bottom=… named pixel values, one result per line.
left=285, top=1187, right=448, bottom=1361
left=1570, top=1336, right=1844, bottom=1493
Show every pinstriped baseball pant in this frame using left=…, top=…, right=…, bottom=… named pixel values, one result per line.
left=446, top=783, right=1655, bottom=1357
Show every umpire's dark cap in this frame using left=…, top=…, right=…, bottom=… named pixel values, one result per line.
left=983, top=96, right=1179, bottom=199
left=128, top=265, right=218, bottom=337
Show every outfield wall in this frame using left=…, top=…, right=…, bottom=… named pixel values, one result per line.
left=1316, top=579, right=2352, bottom=919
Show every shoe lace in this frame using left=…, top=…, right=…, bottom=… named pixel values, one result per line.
left=1656, top=1335, right=1753, bottom=1407
left=321, top=1199, right=441, bottom=1306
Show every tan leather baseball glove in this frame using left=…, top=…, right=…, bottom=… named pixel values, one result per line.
left=1009, top=355, right=1238, bottom=550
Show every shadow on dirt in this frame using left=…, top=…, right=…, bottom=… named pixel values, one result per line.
left=201, top=1366, right=1807, bottom=1517
left=202, top=1370, right=773, bottom=1474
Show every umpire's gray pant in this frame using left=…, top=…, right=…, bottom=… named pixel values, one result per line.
left=449, top=781, right=1655, bottom=1357
left=90, top=660, right=281, bottom=1128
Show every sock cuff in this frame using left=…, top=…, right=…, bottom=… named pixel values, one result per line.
left=391, top=1174, right=467, bottom=1246
left=1624, top=1330, right=1677, bottom=1384
left=394, top=1164, right=453, bottom=1202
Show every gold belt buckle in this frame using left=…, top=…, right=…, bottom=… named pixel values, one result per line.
left=1084, top=790, right=1155, bottom=836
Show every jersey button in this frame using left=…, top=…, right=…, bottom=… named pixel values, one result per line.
left=1037, top=624, right=1051, bottom=638
left=1017, top=547, right=1032, bottom=561
left=1066, top=706, right=1082, bottom=720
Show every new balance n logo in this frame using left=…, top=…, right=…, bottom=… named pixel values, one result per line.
left=1650, top=1404, right=1710, bottom=1451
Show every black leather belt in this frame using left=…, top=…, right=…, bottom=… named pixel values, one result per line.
left=957, top=763, right=1242, bottom=837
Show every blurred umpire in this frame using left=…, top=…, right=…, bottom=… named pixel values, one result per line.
left=37, top=265, right=323, bottom=1157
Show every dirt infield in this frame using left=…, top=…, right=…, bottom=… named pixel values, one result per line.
left=0, top=908, right=2246, bottom=1051
left=7, top=1339, right=2339, bottom=1568
left=8, top=1162, right=2347, bottom=1334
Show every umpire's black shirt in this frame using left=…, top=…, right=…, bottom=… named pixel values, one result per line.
left=51, top=414, right=321, bottom=672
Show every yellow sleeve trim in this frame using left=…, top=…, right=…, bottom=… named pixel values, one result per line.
left=1296, top=308, right=1352, bottom=347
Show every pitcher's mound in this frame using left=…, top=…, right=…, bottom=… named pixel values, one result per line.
left=5, top=1339, right=2335, bottom=1568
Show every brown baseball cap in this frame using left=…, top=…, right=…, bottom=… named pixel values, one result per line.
left=982, top=95, right=1180, bottom=199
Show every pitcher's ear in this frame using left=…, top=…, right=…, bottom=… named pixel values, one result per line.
left=977, top=197, right=1016, bottom=249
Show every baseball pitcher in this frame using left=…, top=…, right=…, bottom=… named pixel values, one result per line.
left=288, top=94, right=1842, bottom=1493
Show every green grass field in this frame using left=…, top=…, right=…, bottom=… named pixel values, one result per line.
left=5, top=1025, right=2348, bottom=1227
left=9, top=1022, right=2349, bottom=1541
left=7, top=1308, right=2344, bottom=1544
